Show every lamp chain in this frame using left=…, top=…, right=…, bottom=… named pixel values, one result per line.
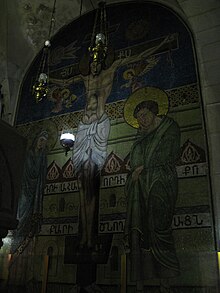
left=104, top=2, right=108, bottom=45
left=48, top=0, right=57, bottom=41
left=91, top=7, right=99, bottom=48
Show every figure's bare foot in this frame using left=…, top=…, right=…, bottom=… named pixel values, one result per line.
left=123, top=235, right=130, bottom=253
left=160, top=279, right=171, bottom=293
left=79, top=236, right=87, bottom=249
left=84, top=283, right=104, bottom=293
left=136, top=280, right=144, bottom=293
left=87, top=239, right=96, bottom=250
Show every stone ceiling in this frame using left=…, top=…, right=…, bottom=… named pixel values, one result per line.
left=18, top=0, right=93, bottom=49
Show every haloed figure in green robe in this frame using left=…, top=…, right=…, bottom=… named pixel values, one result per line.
left=124, top=99, right=180, bottom=291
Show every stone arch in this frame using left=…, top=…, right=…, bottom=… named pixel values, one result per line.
left=150, top=0, right=220, bottom=251
left=12, top=0, right=220, bottom=283
left=176, top=1, right=220, bottom=252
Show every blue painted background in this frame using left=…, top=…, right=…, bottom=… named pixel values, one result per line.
left=16, top=2, right=197, bottom=125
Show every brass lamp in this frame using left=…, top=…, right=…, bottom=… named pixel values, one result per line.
left=89, top=1, right=108, bottom=71
left=32, top=41, right=51, bottom=103
left=32, top=0, right=56, bottom=103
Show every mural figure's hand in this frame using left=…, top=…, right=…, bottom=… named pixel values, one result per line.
left=132, top=165, right=144, bottom=181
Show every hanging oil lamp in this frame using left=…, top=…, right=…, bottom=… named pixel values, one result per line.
left=88, top=1, right=108, bottom=72
left=32, top=40, right=51, bottom=103
left=32, top=0, right=56, bottom=103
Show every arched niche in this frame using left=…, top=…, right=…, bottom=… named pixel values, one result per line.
left=15, top=1, right=219, bottom=291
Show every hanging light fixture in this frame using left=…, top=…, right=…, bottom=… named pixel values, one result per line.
left=32, top=0, right=57, bottom=103
left=88, top=1, right=108, bottom=73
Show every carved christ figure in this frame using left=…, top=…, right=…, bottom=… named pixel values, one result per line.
left=52, top=34, right=177, bottom=121
left=73, top=92, right=110, bottom=249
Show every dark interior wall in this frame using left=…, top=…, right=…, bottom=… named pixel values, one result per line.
left=3, top=2, right=217, bottom=292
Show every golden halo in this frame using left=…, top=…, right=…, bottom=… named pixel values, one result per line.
left=124, top=86, right=169, bottom=128
left=27, top=119, right=58, bottom=151
left=123, top=68, right=135, bottom=80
